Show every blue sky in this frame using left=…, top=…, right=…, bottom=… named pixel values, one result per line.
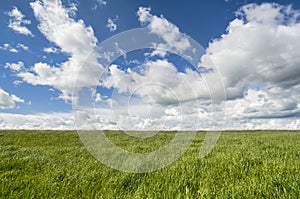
left=0, top=0, right=300, bottom=130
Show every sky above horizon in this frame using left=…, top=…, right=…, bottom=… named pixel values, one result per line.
left=0, top=0, right=300, bottom=130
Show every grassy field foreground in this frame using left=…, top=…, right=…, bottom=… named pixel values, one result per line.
left=0, top=130, right=299, bottom=198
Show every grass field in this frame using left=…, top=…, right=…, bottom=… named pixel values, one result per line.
left=0, top=130, right=299, bottom=198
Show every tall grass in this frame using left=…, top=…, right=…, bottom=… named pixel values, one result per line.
left=0, top=130, right=299, bottom=198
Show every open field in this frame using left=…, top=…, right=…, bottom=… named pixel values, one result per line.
left=0, top=130, right=299, bottom=198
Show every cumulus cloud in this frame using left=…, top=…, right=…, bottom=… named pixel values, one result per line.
left=95, top=3, right=300, bottom=130
left=7, top=6, right=33, bottom=36
left=0, top=88, right=24, bottom=109
left=1, top=108, right=298, bottom=130
left=74, top=7, right=220, bottom=131
left=106, top=16, right=118, bottom=31
left=4, top=61, right=24, bottom=72
left=137, top=7, right=191, bottom=57
left=102, top=59, right=210, bottom=105
left=226, top=86, right=300, bottom=119
left=4, top=2, right=299, bottom=130
left=0, top=112, right=74, bottom=130
left=201, top=3, right=300, bottom=99
left=198, top=2, right=300, bottom=124
left=18, top=0, right=103, bottom=101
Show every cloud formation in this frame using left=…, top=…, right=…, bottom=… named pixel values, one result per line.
left=197, top=3, right=300, bottom=125
left=201, top=3, right=300, bottom=99
left=5, top=61, right=24, bottom=72
left=102, top=59, right=210, bottom=106
left=18, top=0, right=103, bottom=101
left=1, top=2, right=299, bottom=130
left=137, top=7, right=191, bottom=57
left=7, top=6, right=33, bottom=36
left=0, top=88, right=24, bottom=109
left=91, top=3, right=300, bottom=130
left=0, top=112, right=74, bottom=130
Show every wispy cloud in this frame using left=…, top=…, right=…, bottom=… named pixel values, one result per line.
left=7, top=6, right=33, bottom=36
left=0, top=43, right=29, bottom=53
left=137, top=7, right=191, bottom=57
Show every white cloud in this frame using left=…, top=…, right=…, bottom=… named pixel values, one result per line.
left=1, top=108, right=298, bottom=130
left=197, top=3, right=300, bottom=127
left=0, top=112, right=74, bottom=130
left=92, top=3, right=300, bottom=130
left=0, top=43, right=29, bottom=53
left=0, top=88, right=24, bottom=109
left=3, top=2, right=299, bottom=130
left=225, top=86, right=300, bottom=120
left=92, top=57, right=226, bottom=131
left=236, top=3, right=300, bottom=25
left=0, top=43, right=18, bottom=53
left=101, top=60, right=210, bottom=106
left=200, top=3, right=300, bottom=101
left=137, top=7, right=191, bottom=57
left=106, top=16, right=118, bottom=32
left=7, top=6, right=33, bottom=36
left=43, top=46, right=59, bottom=53
left=17, top=43, right=29, bottom=51
left=18, top=0, right=103, bottom=101
left=13, top=80, right=23, bottom=86
left=5, top=61, right=24, bottom=72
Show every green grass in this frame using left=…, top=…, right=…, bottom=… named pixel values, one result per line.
left=0, top=130, right=299, bottom=198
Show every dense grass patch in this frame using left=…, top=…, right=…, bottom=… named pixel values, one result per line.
left=0, top=130, right=299, bottom=198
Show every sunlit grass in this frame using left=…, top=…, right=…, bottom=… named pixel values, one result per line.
left=0, top=130, right=299, bottom=198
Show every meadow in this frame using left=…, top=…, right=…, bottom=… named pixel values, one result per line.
left=0, top=130, right=299, bottom=198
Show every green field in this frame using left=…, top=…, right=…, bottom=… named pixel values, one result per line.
left=0, top=130, right=299, bottom=198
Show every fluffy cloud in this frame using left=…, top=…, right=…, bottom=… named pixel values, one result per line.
left=7, top=6, right=33, bottom=36
left=95, top=3, right=300, bottom=130
left=0, top=88, right=24, bottom=109
left=106, top=16, right=118, bottom=32
left=102, top=60, right=210, bottom=105
left=198, top=3, right=300, bottom=126
left=5, top=61, right=24, bottom=72
left=137, top=7, right=191, bottom=57
left=0, top=112, right=74, bottom=130
left=18, top=0, right=103, bottom=101
left=1, top=108, right=298, bottom=130
left=4, top=2, right=299, bottom=130
left=201, top=3, right=300, bottom=99
left=226, top=86, right=300, bottom=119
